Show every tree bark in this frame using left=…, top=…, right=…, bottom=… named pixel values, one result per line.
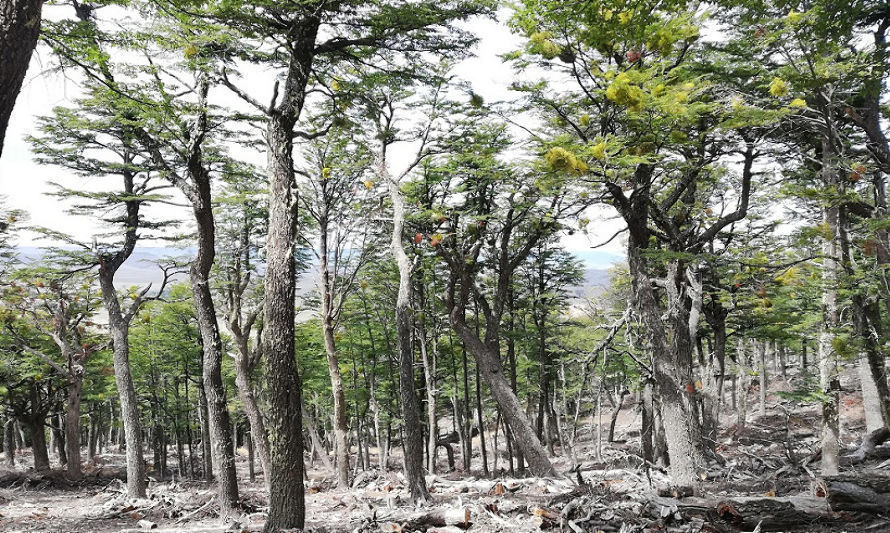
left=758, top=340, right=768, bottom=418
left=5, top=418, right=15, bottom=466
left=65, top=375, right=83, bottom=478
left=387, top=169, right=430, bottom=502
left=450, top=317, right=554, bottom=476
left=819, top=136, right=841, bottom=476
left=260, top=14, right=320, bottom=522
left=26, top=416, right=49, bottom=471
left=190, top=181, right=240, bottom=517
left=0, top=0, right=43, bottom=157
left=319, top=222, right=350, bottom=488
left=627, top=243, right=706, bottom=487
left=98, top=266, right=146, bottom=497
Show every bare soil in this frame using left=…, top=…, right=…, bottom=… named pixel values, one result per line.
left=2, top=363, right=889, bottom=532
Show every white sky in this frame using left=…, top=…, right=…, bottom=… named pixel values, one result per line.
left=0, top=7, right=627, bottom=268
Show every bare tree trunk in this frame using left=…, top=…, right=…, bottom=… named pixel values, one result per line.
left=641, top=380, right=655, bottom=464
left=65, top=375, right=83, bottom=478
left=628, top=245, right=706, bottom=487
left=27, top=416, right=49, bottom=471
left=859, top=353, right=886, bottom=434
left=475, top=363, right=489, bottom=477
left=450, top=319, right=554, bottom=476
left=736, top=340, right=753, bottom=431
left=98, top=268, right=146, bottom=498
left=318, top=223, right=350, bottom=488
left=819, top=137, right=841, bottom=476
left=234, top=352, right=271, bottom=490
left=418, top=315, right=437, bottom=474
left=5, top=418, right=15, bottom=466
left=386, top=169, right=430, bottom=502
left=0, top=0, right=43, bottom=157
left=759, top=341, right=768, bottom=418
left=302, top=404, right=333, bottom=472
left=262, top=112, right=309, bottom=532
left=198, top=384, right=213, bottom=481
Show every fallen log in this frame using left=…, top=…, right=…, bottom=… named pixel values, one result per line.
left=842, top=428, right=890, bottom=465
left=648, top=495, right=830, bottom=531
left=819, top=472, right=890, bottom=513
left=400, top=507, right=472, bottom=531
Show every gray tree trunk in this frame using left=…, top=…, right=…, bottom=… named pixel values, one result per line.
left=189, top=176, right=240, bottom=518
left=627, top=245, right=706, bottom=487
left=98, top=266, right=146, bottom=498
left=386, top=167, right=430, bottom=502
left=260, top=19, right=319, bottom=522
left=319, top=225, right=350, bottom=487
left=4, top=418, right=15, bottom=466
left=819, top=136, right=841, bottom=476
left=65, top=374, right=83, bottom=478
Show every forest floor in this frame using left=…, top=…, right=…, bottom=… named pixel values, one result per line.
left=1, top=364, right=890, bottom=532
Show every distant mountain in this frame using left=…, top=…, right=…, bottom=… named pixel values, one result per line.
left=16, top=246, right=192, bottom=288
left=14, top=246, right=620, bottom=295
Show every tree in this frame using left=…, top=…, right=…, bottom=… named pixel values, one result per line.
left=0, top=0, right=43, bottom=157
left=28, top=79, right=174, bottom=497
left=214, top=2, right=494, bottom=528
left=510, top=0, right=785, bottom=486
left=217, top=172, right=271, bottom=490
left=299, top=132, right=376, bottom=488
left=3, top=265, right=103, bottom=479
left=424, top=121, right=584, bottom=477
left=370, top=82, right=452, bottom=500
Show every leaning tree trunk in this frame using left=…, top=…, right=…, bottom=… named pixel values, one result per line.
left=190, top=180, right=239, bottom=518
left=819, top=137, right=841, bottom=476
left=0, top=0, right=43, bottom=157
left=387, top=169, right=430, bottom=502
left=233, top=347, right=271, bottom=491
left=450, top=318, right=555, bottom=477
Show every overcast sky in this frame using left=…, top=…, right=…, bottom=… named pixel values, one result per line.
left=0, top=7, right=626, bottom=270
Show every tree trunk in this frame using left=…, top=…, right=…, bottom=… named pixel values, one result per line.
left=5, top=418, right=15, bottom=466
left=819, top=137, right=841, bottom=476
left=27, top=417, right=49, bottom=471
left=261, top=55, right=316, bottom=528
left=475, top=363, right=489, bottom=477
left=302, top=403, right=333, bottom=472
left=450, top=318, right=555, bottom=477
left=184, top=142, right=240, bottom=516
left=418, top=313, right=437, bottom=475
left=0, top=0, right=43, bottom=157
left=98, top=268, right=147, bottom=498
left=758, top=341, right=768, bottom=418
left=641, top=380, right=655, bottom=464
left=234, top=350, right=271, bottom=490
left=318, top=222, right=350, bottom=488
left=387, top=171, right=430, bottom=502
left=66, top=376, right=83, bottom=478
left=627, top=243, right=706, bottom=487
left=198, top=383, right=213, bottom=480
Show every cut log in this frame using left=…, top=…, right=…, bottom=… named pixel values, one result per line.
left=820, top=472, right=890, bottom=513
left=649, top=495, right=830, bottom=531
